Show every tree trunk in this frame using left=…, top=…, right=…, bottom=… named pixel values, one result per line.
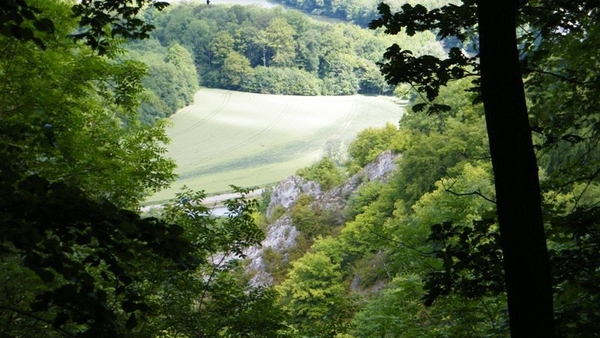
left=476, top=1, right=555, bottom=337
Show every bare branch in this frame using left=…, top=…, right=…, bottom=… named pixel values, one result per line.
left=441, top=180, right=496, bottom=204
left=525, top=67, right=592, bottom=85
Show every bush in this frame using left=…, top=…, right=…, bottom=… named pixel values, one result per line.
left=296, top=157, right=345, bottom=190
left=347, top=123, right=399, bottom=172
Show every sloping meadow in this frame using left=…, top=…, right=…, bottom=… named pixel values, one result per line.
left=147, top=88, right=404, bottom=203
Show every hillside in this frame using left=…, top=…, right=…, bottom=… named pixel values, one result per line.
left=126, top=2, right=443, bottom=122
left=147, top=88, right=404, bottom=203
left=246, top=150, right=399, bottom=286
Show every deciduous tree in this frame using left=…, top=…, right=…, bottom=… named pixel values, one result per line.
left=370, top=0, right=600, bottom=335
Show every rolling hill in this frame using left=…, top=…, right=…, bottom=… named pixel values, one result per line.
left=147, top=88, right=404, bottom=203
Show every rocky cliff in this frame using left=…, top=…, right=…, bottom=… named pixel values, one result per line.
left=246, top=150, right=400, bottom=286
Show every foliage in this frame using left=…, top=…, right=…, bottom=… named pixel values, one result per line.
left=346, top=123, right=399, bottom=173
left=241, top=66, right=323, bottom=95
left=1, top=0, right=169, bottom=54
left=221, top=51, right=254, bottom=90
left=0, top=2, right=285, bottom=337
left=268, top=79, right=504, bottom=337
left=0, top=170, right=197, bottom=337
left=0, top=2, right=176, bottom=209
left=290, top=194, right=342, bottom=242
left=70, top=0, right=169, bottom=54
left=296, top=157, right=345, bottom=190
left=264, top=17, right=297, bottom=67
left=0, top=0, right=55, bottom=49
left=136, top=188, right=287, bottom=337
left=277, top=249, right=354, bottom=337
left=251, top=1, right=600, bottom=335
left=0, top=1, right=191, bottom=335
left=351, top=274, right=507, bottom=338
left=124, top=2, right=441, bottom=106
left=367, top=0, right=600, bottom=336
left=548, top=205, right=600, bottom=337
left=127, top=41, right=199, bottom=124
left=270, top=0, right=452, bottom=27
left=345, top=181, right=385, bottom=219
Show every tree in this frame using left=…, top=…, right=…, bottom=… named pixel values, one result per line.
left=209, top=31, right=235, bottom=67
left=347, top=123, right=398, bottom=172
left=0, top=1, right=195, bottom=335
left=128, top=41, right=199, bottom=122
left=322, top=53, right=360, bottom=95
left=277, top=250, right=352, bottom=337
left=0, top=169, right=197, bottom=337
left=357, top=59, right=390, bottom=94
left=137, top=189, right=287, bottom=337
left=475, top=3, right=554, bottom=336
left=0, top=5, right=176, bottom=209
left=296, top=157, right=345, bottom=190
left=166, top=43, right=199, bottom=105
left=1, top=0, right=169, bottom=54
left=369, top=1, right=568, bottom=335
left=264, top=17, right=297, bottom=67
left=222, top=51, right=254, bottom=89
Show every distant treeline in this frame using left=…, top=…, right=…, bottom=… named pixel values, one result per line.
left=270, top=0, right=451, bottom=27
left=127, top=3, right=444, bottom=123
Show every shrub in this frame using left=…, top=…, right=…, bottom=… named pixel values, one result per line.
left=296, top=157, right=345, bottom=190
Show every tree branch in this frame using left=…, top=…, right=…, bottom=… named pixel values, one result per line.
left=0, top=305, right=76, bottom=338
left=441, top=180, right=496, bottom=204
left=525, top=67, right=592, bottom=85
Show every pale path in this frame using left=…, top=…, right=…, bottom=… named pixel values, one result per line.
left=202, top=189, right=265, bottom=206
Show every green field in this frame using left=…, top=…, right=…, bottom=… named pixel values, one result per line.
left=147, top=88, right=404, bottom=203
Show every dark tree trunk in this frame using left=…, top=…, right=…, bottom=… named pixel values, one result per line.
left=476, top=1, right=555, bottom=337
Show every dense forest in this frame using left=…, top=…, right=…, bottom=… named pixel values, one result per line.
left=269, top=0, right=449, bottom=26
left=127, top=2, right=444, bottom=123
left=1, top=0, right=599, bottom=337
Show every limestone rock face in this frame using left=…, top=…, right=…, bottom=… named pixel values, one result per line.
left=266, top=176, right=321, bottom=219
left=246, top=216, right=298, bottom=286
left=319, top=150, right=399, bottom=220
left=247, top=150, right=400, bottom=286
left=361, top=150, right=398, bottom=183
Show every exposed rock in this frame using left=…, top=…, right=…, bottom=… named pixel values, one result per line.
left=246, top=216, right=298, bottom=286
left=266, top=176, right=321, bottom=218
left=361, top=149, right=399, bottom=183
left=318, top=150, right=399, bottom=219
left=247, top=150, right=400, bottom=286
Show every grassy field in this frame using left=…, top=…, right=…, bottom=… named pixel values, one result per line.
left=146, top=88, right=404, bottom=204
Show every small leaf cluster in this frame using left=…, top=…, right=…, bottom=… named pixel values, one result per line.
left=0, top=0, right=54, bottom=48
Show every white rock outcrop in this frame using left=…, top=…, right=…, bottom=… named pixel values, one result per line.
left=266, top=176, right=321, bottom=219
left=247, top=150, right=400, bottom=286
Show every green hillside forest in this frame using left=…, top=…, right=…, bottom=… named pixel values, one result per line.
left=125, top=1, right=443, bottom=123
left=1, top=0, right=599, bottom=337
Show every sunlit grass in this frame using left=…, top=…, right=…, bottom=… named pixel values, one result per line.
left=146, top=88, right=404, bottom=204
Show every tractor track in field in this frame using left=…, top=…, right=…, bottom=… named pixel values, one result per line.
left=183, top=100, right=293, bottom=170
left=169, top=90, right=233, bottom=138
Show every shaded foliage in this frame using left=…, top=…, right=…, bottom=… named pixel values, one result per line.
left=0, top=168, right=196, bottom=336
left=0, top=1, right=285, bottom=337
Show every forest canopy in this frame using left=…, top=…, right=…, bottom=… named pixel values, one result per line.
left=0, top=1, right=281, bottom=336
left=1, top=0, right=599, bottom=337
left=127, top=2, right=444, bottom=122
